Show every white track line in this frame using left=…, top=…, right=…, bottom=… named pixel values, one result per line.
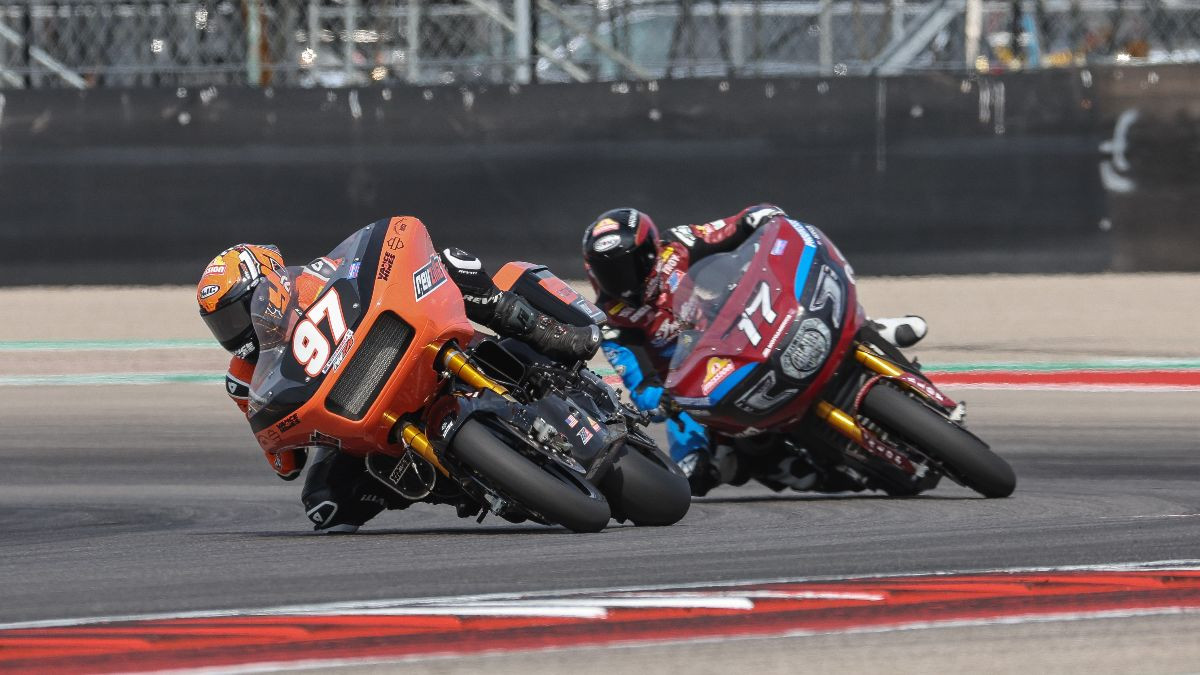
left=3, top=559, right=1199, bottom=632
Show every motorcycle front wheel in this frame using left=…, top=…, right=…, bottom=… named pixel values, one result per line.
left=860, top=384, right=1016, bottom=498
left=600, top=443, right=691, bottom=526
left=451, top=419, right=611, bottom=532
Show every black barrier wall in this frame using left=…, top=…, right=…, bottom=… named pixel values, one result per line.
left=0, top=66, right=1195, bottom=284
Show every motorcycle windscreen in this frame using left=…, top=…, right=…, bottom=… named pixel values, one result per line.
left=246, top=228, right=373, bottom=430
left=669, top=226, right=771, bottom=368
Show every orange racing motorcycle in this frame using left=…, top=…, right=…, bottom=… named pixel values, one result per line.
left=664, top=216, right=1016, bottom=498
left=248, top=217, right=690, bottom=532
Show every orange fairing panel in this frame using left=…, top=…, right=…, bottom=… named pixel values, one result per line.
left=493, top=261, right=538, bottom=292
left=253, top=216, right=474, bottom=459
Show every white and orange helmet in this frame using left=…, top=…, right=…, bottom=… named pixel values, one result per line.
left=196, top=244, right=286, bottom=354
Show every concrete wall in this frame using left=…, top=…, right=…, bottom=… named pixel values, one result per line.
left=0, top=65, right=1195, bottom=284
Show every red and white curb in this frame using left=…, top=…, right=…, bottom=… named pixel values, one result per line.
left=3, top=561, right=1200, bottom=673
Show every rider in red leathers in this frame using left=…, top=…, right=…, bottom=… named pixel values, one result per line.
left=582, top=205, right=927, bottom=495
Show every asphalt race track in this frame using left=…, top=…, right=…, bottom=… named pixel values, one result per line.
left=2, top=385, right=1198, bottom=622
left=2, top=277, right=1199, bottom=671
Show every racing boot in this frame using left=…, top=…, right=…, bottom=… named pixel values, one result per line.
left=301, top=448, right=389, bottom=533
left=491, top=294, right=600, bottom=363
left=758, top=456, right=819, bottom=492
left=871, top=315, right=928, bottom=348
left=677, top=450, right=721, bottom=497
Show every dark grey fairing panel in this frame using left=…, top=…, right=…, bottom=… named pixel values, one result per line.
left=1, top=66, right=1196, bottom=284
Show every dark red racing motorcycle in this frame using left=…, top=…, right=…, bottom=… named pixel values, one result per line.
left=665, top=216, right=1016, bottom=498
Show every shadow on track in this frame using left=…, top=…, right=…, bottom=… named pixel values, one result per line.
left=232, top=524, right=615, bottom=538
left=696, top=492, right=980, bottom=504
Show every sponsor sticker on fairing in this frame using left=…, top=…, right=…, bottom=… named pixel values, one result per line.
left=667, top=270, right=682, bottom=292
left=578, top=427, right=593, bottom=444
left=781, top=317, right=831, bottom=380
left=377, top=251, right=395, bottom=281
left=771, top=239, right=788, bottom=256
left=593, top=234, right=622, bottom=253
left=788, top=219, right=817, bottom=248
left=276, top=413, right=301, bottom=432
left=199, top=284, right=220, bottom=299
left=586, top=415, right=601, bottom=432
left=566, top=414, right=579, bottom=428
left=203, top=264, right=226, bottom=278
left=701, top=357, right=736, bottom=395
left=412, top=254, right=448, bottom=301
left=322, top=330, right=355, bottom=375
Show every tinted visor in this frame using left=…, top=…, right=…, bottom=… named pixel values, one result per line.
left=591, top=239, right=657, bottom=301
left=202, top=299, right=253, bottom=352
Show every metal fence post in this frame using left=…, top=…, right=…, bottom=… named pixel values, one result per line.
left=344, top=0, right=358, bottom=83
left=892, top=0, right=907, bottom=43
left=514, top=0, right=531, bottom=83
left=406, top=0, right=421, bottom=83
left=965, top=0, right=982, bottom=69
left=819, top=0, right=833, bottom=74
left=246, top=0, right=261, bottom=85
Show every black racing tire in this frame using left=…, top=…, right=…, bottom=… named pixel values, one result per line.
left=451, top=419, right=611, bottom=533
left=600, top=444, right=692, bottom=526
left=861, top=384, right=1016, bottom=498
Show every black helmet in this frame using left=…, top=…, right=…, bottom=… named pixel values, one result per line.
left=581, top=208, right=660, bottom=303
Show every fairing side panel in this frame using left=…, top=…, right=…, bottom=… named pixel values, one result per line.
left=255, top=216, right=474, bottom=458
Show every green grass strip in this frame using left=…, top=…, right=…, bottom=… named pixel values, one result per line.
left=0, top=372, right=220, bottom=386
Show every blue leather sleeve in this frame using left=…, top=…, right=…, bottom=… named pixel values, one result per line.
left=666, top=412, right=709, bottom=462
left=601, top=340, right=662, bottom=411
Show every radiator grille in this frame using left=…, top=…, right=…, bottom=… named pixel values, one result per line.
left=326, top=312, right=414, bottom=421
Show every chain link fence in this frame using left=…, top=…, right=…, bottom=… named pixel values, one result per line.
left=1, top=0, right=1198, bottom=88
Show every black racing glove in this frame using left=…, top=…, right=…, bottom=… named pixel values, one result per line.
left=490, top=293, right=600, bottom=363
left=526, top=314, right=601, bottom=363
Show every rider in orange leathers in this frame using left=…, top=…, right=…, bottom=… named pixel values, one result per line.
left=197, top=227, right=599, bottom=532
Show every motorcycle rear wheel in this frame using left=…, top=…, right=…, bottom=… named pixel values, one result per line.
left=451, top=419, right=611, bottom=532
left=600, top=444, right=691, bottom=526
left=861, top=384, right=1016, bottom=498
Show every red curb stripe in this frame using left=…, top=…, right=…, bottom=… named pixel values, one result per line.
left=927, top=369, right=1200, bottom=388
left=3, top=571, right=1200, bottom=673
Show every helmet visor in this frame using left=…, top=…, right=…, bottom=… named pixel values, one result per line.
left=202, top=299, right=253, bottom=351
left=591, top=240, right=657, bottom=301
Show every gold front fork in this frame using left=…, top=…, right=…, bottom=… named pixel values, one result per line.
left=815, top=401, right=864, bottom=444
left=438, top=345, right=513, bottom=399
left=814, top=345, right=900, bottom=444
left=383, top=345, right=514, bottom=477
left=854, top=345, right=904, bottom=377
left=398, top=422, right=450, bottom=477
